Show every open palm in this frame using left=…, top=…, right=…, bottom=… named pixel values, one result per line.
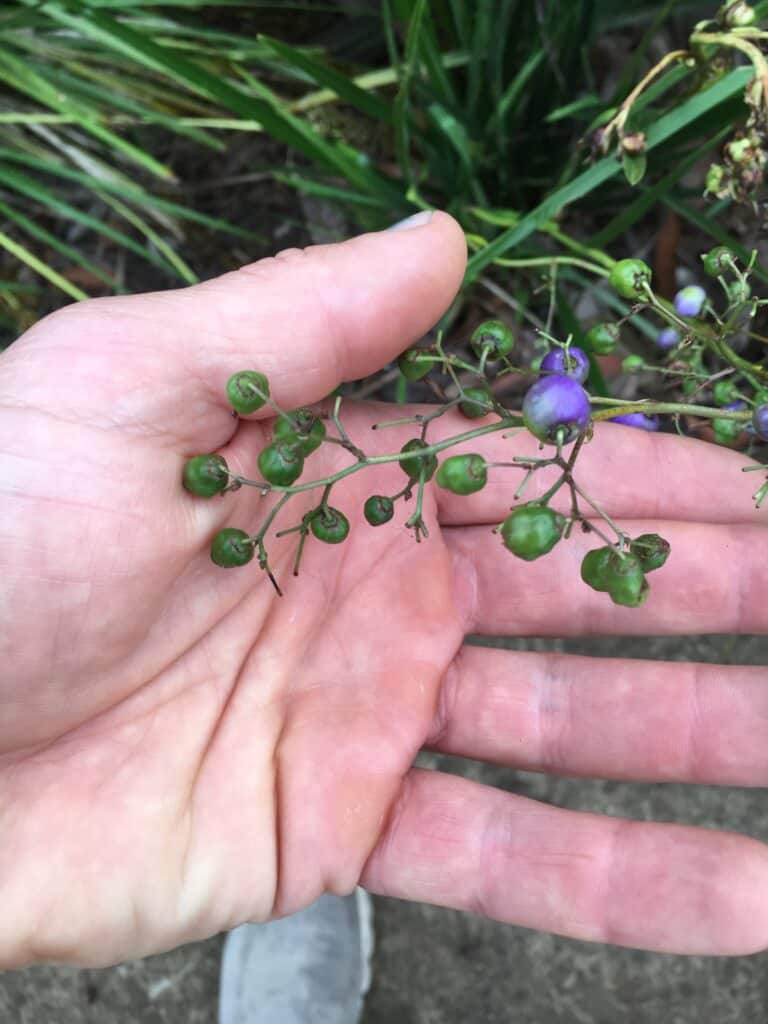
left=3, top=213, right=768, bottom=969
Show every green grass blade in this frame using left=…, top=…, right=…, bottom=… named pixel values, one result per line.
left=0, top=146, right=255, bottom=239
left=465, top=67, right=753, bottom=282
left=273, top=171, right=392, bottom=208
left=488, top=49, right=545, bottom=129
left=0, top=47, right=176, bottom=181
left=0, top=228, right=87, bottom=302
left=392, top=0, right=456, bottom=109
left=662, top=195, right=768, bottom=285
left=259, top=35, right=394, bottom=124
left=545, top=94, right=602, bottom=124
left=425, top=101, right=473, bottom=174
left=0, top=199, right=120, bottom=291
left=466, top=0, right=492, bottom=118
left=0, top=165, right=186, bottom=278
left=391, top=0, right=427, bottom=193
left=31, top=2, right=403, bottom=202
left=96, top=192, right=198, bottom=284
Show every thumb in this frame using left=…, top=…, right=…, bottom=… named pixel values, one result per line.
left=205, top=209, right=466, bottom=387
left=184, top=210, right=466, bottom=441
left=7, top=211, right=466, bottom=450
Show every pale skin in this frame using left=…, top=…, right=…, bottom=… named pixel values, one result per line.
left=2, top=211, right=768, bottom=969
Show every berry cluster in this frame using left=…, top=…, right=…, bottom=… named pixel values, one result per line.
left=181, top=247, right=768, bottom=605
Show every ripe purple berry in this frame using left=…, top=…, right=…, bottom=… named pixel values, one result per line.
left=753, top=402, right=768, bottom=441
left=522, top=375, right=591, bottom=445
left=540, top=346, right=589, bottom=383
left=656, top=328, right=679, bottom=350
left=673, top=285, right=706, bottom=317
left=610, top=412, right=660, bottom=431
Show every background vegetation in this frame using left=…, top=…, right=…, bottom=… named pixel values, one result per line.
left=1, top=0, right=765, bottom=384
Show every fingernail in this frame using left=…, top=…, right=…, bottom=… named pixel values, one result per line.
left=387, top=210, right=433, bottom=231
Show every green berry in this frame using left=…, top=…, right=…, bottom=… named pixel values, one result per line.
left=470, top=319, right=515, bottom=359
left=226, top=370, right=270, bottom=414
left=258, top=439, right=305, bottom=486
left=585, top=322, right=620, bottom=355
left=364, top=495, right=395, bottom=526
left=629, top=533, right=670, bottom=573
left=726, top=279, right=751, bottom=304
left=211, top=528, right=254, bottom=568
left=754, top=389, right=768, bottom=407
left=609, top=259, right=652, bottom=300
left=309, top=506, right=350, bottom=544
left=436, top=454, right=488, bottom=496
left=705, top=163, right=725, bottom=195
left=701, top=246, right=735, bottom=277
left=398, top=438, right=438, bottom=482
left=274, top=409, right=326, bottom=455
left=724, top=1, right=755, bottom=27
left=183, top=453, right=229, bottom=498
left=622, top=355, right=645, bottom=373
left=459, top=386, right=494, bottom=419
left=398, top=348, right=433, bottom=381
left=500, top=504, right=565, bottom=561
left=712, top=379, right=739, bottom=406
left=580, top=546, right=615, bottom=592
left=712, top=417, right=741, bottom=446
left=603, top=552, right=649, bottom=608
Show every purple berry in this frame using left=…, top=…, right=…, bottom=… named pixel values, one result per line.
left=656, top=328, right=679, bottom=350
left=610, top=412, right=660, bottom=431
left=522, top=375, right=591, bottom=445
left=673, top=285, right=706, bottom=317
left=752, top=403, right=768, bottom=440
left=540, top=346, right=590, bottom=383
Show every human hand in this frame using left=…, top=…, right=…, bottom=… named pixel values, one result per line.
left=2, top=212, right=767, bottom=968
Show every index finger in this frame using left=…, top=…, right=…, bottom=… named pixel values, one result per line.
left=431, top=416, right=765, bottom=526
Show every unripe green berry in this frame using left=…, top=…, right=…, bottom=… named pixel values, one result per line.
left=226, top=370, right=270, bottom=414
left=701, top=245, right=735, bottom=277
left=726, top=279, right=751, bottom=304
left=398, top=348, right=433, bottom=381
left=364, top=495, right=394, bottom=526
left=258, top=439, right=305, bottom=486
left=622, top=355, right=645, bottom=373
left=309, top=506, right=350, bottom=544
left=585, top=322, right=620, bottom=355
left=723, top=1, right=755, bottom=27
left=712, top=379, right=739, bottom=406
left=211, top=528, right=254, bottom=568
left=398, top=438, right=438, bottom=481
left=436, top=454, right=488, bottom=495
left=500, top=504, right=565, bottom=561
left=459, top=385, right=494, bottom=419
left=725, top=138, right=753, bottom=165
left=705, top=163, right=725, bottom=195
left=609, top=259, right=652, bottom=300
left=629, top=533, right=670, bottom=572
left=274, top=409, right=326, bottom=455
left=580, top=546, right=615, bottom=592
left=183, top=453, right=229, bottom=498
left=603, top=552, right=649, bottom=608
left=713, top=417, right=742, bottom=445
left=470, top=319, right=515, bottom=359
